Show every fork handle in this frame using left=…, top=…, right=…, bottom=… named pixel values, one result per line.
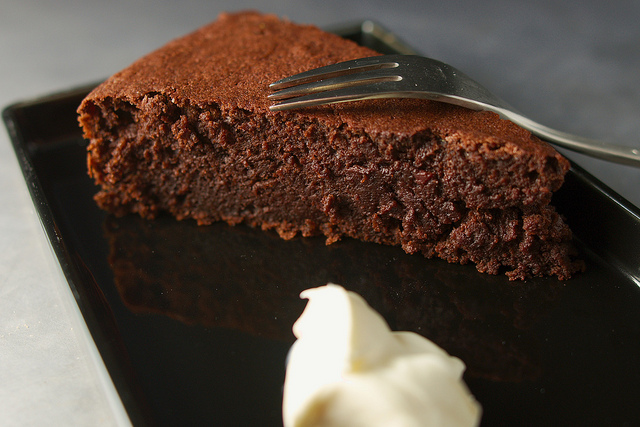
left=496, top=109, right=640, bottom=167
left=423, top=72, right=640, bottom=167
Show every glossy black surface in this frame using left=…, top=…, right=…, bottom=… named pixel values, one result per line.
left=4, top=23, right=640, bottom=426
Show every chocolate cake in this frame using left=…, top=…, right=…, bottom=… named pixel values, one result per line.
left=78, top=11, right=583, bottom=280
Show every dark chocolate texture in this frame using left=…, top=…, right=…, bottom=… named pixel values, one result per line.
left=78, top=11, right=583, bottom=279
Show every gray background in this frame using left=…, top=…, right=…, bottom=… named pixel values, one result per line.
left=1, top=0, right=638, bottom=425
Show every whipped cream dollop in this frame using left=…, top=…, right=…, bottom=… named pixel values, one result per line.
left=282, top=284, right=481, bottom=427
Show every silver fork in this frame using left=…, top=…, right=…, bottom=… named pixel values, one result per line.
left=269, top=54, right=640, bottom=167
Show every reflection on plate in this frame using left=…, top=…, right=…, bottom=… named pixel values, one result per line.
left=105, top=214, right=552, bottom=383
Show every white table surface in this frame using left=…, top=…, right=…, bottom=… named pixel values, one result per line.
left=2, top=0, right=639, bottom=425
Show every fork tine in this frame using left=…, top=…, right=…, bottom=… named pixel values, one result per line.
left=269, top=81, right=412, bottom=111
left=268, top=67, right=402, bottom=101
left=268, top=55, right=399, bottom=91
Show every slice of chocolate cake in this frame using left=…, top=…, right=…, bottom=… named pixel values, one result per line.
left=78, top=11, right=583, bottom=280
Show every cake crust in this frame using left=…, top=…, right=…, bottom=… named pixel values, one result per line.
left=78, top=11, right=583, bottom=280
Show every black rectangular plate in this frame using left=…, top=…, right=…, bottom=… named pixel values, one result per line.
left=4, top=22, right=640, bottom=426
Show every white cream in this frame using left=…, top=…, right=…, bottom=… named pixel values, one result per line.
left=282, top=284, right=481, bottom=427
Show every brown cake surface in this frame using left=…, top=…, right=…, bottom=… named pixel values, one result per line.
left=78, top=11, right=583, bottom=280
